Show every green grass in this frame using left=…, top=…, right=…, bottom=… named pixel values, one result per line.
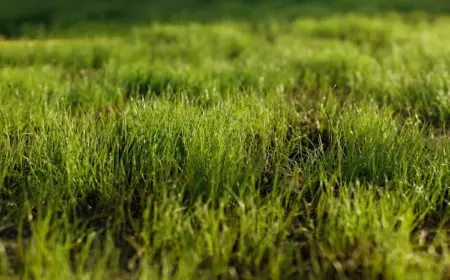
left=1, top=0, right=450, bottom=279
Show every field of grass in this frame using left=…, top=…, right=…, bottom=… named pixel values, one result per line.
left=1, top=0, right=450, bottom=279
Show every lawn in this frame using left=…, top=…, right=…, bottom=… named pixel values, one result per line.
left=1, top=0, right=450, bottom=279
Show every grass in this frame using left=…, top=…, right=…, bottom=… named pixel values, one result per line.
left=1, top=0, right=450, bottom=279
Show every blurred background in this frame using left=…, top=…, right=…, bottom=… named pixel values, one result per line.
left=1, top=0, right=449, bottom=39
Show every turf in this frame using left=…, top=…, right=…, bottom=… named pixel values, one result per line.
left=1, top=0, right=450, bottom=279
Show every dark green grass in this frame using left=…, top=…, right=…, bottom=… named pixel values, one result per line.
left=1, top=0, right=450, bottom=279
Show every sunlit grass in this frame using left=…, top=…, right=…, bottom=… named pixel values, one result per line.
left=1, top=0, right=450, bottom=279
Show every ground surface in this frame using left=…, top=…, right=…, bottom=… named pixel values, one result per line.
left=1, top=0, right=450, bottom=279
